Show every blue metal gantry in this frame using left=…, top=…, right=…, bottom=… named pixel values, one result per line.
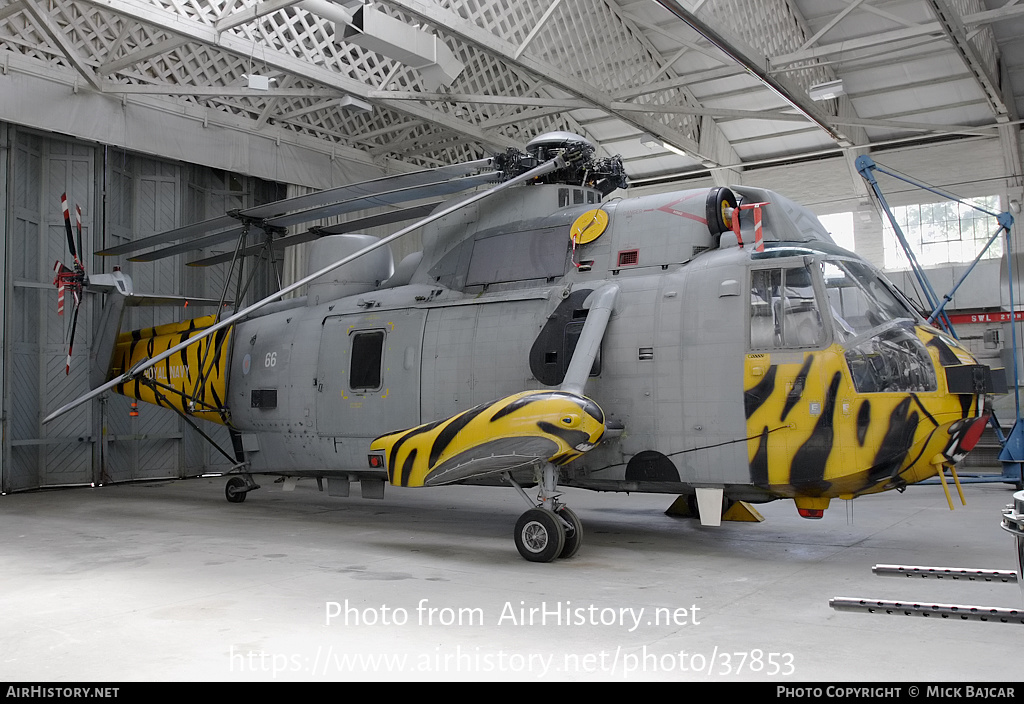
left=856, top=155, right=1023, bottom=489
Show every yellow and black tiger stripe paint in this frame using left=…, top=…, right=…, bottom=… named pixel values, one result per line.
left=111, top=314, right=233, bottom=425
left=744, top=325, right=978, bottom=500
left=371, top=390, right=606, bottom=487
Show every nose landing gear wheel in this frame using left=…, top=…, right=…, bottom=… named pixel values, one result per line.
left=514, top=508, right=566, bottom=563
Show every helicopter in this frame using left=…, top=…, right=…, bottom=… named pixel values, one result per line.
left=44, top=132, right=1002, bottom=563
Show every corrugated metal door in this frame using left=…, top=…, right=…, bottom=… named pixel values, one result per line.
left=103, top=154, right=184, bottom=482
left=6, top=131, right=94, bottom=489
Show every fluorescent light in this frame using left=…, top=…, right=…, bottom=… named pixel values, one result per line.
left=246, top=75, right=271, bottom=90
left=661, top=142, right=687, bottom=157
left=339, top=95, right=373, bottom=112
left=640, top=133, right=687, bottom=157
left=809, top=79, right=844, bottom=101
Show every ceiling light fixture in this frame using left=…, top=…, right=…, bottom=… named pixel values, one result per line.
left=244, top=74, right=274, bottom=90
left=339, top=95, right=373, bottom=113
left=809, top=79, right=844, bottom=101
left=640, top=133, right=687, bottom=157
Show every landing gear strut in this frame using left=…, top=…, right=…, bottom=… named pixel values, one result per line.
left=506, top=464, right=582, bottom=562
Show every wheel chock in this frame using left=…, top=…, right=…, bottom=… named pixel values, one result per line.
left=722, top=501, right=764, bottom=522
left=665, top=495, right=696, bottom=518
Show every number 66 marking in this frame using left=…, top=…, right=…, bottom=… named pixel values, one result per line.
left=265, top=352, right=277, bottom=367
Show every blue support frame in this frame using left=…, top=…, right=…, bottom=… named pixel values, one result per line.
left=855, top=155, right=1022, bottom=489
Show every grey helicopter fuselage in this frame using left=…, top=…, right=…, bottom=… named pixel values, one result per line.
left=221, top=177, right=994, bottom=510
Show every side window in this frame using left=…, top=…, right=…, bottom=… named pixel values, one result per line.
left=750, top=269, right=781, bottom=348
left=350, top=330, right=385, bottom=391
left=750, top=267, right=826, bottom=349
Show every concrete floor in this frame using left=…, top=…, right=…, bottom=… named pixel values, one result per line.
left=1, top=472, right=1021, bottom=682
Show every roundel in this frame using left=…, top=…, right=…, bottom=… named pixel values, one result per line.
left=570, top=209, right=609, bottom=245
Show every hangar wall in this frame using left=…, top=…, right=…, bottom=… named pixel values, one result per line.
left=0, top=122, right=293, bottom=492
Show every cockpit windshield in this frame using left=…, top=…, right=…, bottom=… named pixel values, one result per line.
left=821, top=259, right=918, bottom=343
left=820, top=258, right=936, bottom=393
left=748, top=252, right=936, bottom=393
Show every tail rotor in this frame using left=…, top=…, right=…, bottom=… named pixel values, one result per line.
left=53, top=193, right=87, bottom=375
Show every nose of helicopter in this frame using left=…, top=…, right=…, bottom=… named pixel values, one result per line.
left=856, top=323, right=998, bottom=491
left=745, top=320, right=1001, bottom=508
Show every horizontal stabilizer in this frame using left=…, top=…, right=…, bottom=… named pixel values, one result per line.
left=371, top=390, right=606, bottom=488
left=122, top=294, right=229, bottom=308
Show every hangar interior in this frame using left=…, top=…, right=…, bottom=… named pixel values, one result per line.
left=2, top=0, right=1024, bottom=682
left=2, top=0, right=1023, bottom=491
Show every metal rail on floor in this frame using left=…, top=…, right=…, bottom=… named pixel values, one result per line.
left=829, top=490, right=1024, bottom=623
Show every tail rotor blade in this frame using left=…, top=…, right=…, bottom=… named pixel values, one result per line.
left=75, top=203, right=84, bottom=269
left=65, top=301, right=80, bottom=376
left=53, top=260, right=71, bottom=315
left=61, top=193, right=78, bottom=263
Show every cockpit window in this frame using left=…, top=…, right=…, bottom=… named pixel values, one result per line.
left=750, top=266, right=827, bottom=349
left=821, top=260, right=917, bottom=342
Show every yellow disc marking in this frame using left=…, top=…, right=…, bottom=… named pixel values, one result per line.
left=570, top=209, right=609, bottom=245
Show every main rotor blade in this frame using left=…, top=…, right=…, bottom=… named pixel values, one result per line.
left=96, top=159, right=494, bottom=259
left=126, top=224, right=256, bottom=263
left=42, top=153, right=569, bottom=424
left=129, top=171, right=495, bottom=264
left=96, top=214, right=238, bottom=257
left=185, top=201, right=443, bottom=268
left=115, top=176, right=495, bottom=263
left=240, top=158, right=493, bottom=220
left=259, top=172, right=499, bottom=230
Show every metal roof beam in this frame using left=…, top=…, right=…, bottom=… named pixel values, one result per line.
left=797, top=0, right=867, bottom=52
left=100, top=37, right=188, bottom=75
left=773, top=3, right=1024, bottom=68
left=72, top=0, right=520, bottom=153
left=214, top=0, right=304, bottom=32
left=380, top=0, right=707, bottom=161
left=653, top=0, right=854, bottom=148
left=23, top=0, right=102, bottom=91
left=925, top=0, right=1009, bottom=120
left=101, top=83, right=344, bottom=98
left=613, top=66, right=744, bottom=101
left=372, top=90, right=588, bottom=110
left=0, top=1, right=26, bottom=22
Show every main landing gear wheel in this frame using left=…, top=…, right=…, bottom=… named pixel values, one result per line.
left=225, top=476, right=248, bottom=503
left=557, top=506, right=583, bottom=559
left=514, top=508, right=566, bottom=563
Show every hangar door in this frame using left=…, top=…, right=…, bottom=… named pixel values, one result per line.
left=1, top=126, right=283, bottom=492
left=5, top=130, right=99, bottom=491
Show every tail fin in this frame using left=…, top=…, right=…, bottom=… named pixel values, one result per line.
left=86, top=270, right=134, bottom=389
left=84, top=269, right=230, bottom=392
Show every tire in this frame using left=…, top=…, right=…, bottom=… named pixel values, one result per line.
left=705, top=187, right=738, bottom=236
left=556, top=506, right=583, bottom=559
left=225, top=476, right=248, bottom=503
left=514, top=508, right=566, bottom=563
